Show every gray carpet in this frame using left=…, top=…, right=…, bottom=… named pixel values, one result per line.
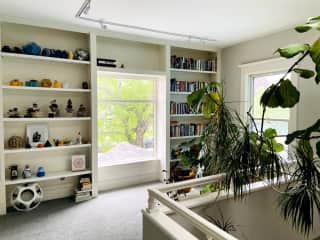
left=0, top=182, right=161, bottom=240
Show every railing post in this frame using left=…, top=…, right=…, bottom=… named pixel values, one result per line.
left=147, top=191, right=159, bottom=213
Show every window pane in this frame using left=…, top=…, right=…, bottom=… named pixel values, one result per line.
left=98, top=76, right=154, bottom=100
left=98, top=102, right=154, bottom=166
left=255, top=119, right=288, bottom=136
left=253, top=73, right=290, bottom=120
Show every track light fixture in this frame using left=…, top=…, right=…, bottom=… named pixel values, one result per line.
left=75, top=0, right=216, bottom=43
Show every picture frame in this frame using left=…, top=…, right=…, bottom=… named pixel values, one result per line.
left=71, top=155, right=86, bottom=171
left=26, top=124, right=49, bottom=148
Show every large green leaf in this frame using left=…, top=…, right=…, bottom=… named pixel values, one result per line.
left=276, top=44, right=310, bottom=58
left=307, top=16, right=320, bottom=23
left=260, top=84, right=281, bottom=108
left=293, top=68, right=315, bottom=79
left=285, top=119, right=320, bottom=144
left=295, top=25, right=312, bottom=33
left=187, top=88, right=205, bottom=110
left=310, top=37, right=320, bottom=64
left=264, top=128, right=277, bottom=139
left=278, top=80, right=300, bottom=108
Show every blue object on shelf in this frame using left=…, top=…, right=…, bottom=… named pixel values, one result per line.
left=26, top=79, right=39, bottom=87
left=41, top=48, right=51, bottom=57
left=22, top=42, right=41, bottom=55
left=36, top=167, right=46, bottom=177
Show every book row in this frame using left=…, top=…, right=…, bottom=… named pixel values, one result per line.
left=170, top=79, right=210, bottom=92
left=170, top=101, right=203, bottom=115
left=171, top=55, right=217, bottom=72
left=170, top=122, right=205, bottom=137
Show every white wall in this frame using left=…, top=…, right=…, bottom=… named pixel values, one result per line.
left=222, top=28, right=319, bottom=130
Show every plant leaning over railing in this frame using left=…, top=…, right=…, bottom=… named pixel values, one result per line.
left=187, top=15, right=320, bottom=236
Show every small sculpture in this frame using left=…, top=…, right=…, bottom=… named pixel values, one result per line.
left=76, top=132, right=82, bottom=145
left=65, top=99, right=74, bottom=117
left=22, top=165, right=32, bottom=179
left=27, top=103, right=41, bottom=118
left=74, top=48, right=89, bottom=61
left=8, top=136, right=24, bottom=149
left=48, top=100, right=59, bottom=118
left=41, top=79, right=52, bottom=88
left=82, top=81, right=89, bottom=89
left=9, top=165, right=18, bottom=180
left=77, top=104, right=87, bottom=117
left=53, top=80, right=62, bottom=88
left=68, top=51, right=74, bottom=59
left=44, top=140, right=52, bottom=147
left=9, top=79, right=23, bottom=86
left=8, top=107, right=21, bottom=118
left=36, top=167, right=45, bottom=177
left=22, top=42, right=41, bottom=55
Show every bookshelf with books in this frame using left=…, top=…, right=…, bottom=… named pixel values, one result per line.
left=168, top=46, right=219, bottom=164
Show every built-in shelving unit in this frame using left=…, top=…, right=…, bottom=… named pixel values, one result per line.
left=168, top=46, right=219, bottom=165
left=0, top=18, right=220, bottom=215
left=0, top=21, right=95, bottom=215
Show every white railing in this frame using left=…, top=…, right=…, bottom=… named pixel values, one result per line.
left=146, top=174, right=238, bottom=240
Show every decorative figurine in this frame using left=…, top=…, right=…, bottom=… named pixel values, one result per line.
left=48, top=100, right=59, bottom=118
left=26, top=137, right=32, bottom=148
left=53, top=80, right=62, bottom=88
left=74, top=48, right=89, bottom=61
left=65, top=99, right=74, bottom=117
left=76, top=132, right=82, bottom=145
left=13, top=47, right=23, bottom=54
left=25, top=103, right=40, bottom=118
left=77, top=104, right=87, bottom=117
left=22, top=165, right=32, bottom=179
left=41, top=48, right=51, bottom=57
left=8, top=136, right=24, bottom=149
left=26, top=79, right=39, bottom=87
left=36, top=167, right=46, bottom=177
left=9, top=79, right=23, bottom=86
left=2, top=45, right=12, bottom=53
left=44, top=140, right=52, bottom=147
left=22, top=42, right=41, bottom=55
left=9, top=165, right=18, bottom=180
left=68, top=51, right=74, bottom=59
left=7, top=107, right=21, bottom=118
left=41, top=79, right=52, bottom=88
left=82, top=81, right=89, bottom=89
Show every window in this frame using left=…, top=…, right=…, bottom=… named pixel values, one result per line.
left=250, top=72, right=290, bottom=145
left=97, top=72, right=156, bottom=166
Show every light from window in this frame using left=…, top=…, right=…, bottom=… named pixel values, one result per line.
left=97, top=74, right=155, bottom=166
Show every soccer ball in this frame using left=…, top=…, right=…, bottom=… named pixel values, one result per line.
left=10, top=183, right=43, bottom=212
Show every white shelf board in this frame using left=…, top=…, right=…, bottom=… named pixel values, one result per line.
left=0, top=52, right=90, bottom=65
left=170, top=135, right=201, bottom=140
left=170, top=91, right=192, bottom=95
left=2, top=86, right=91, bottom=93
left=5, top=170, right=92, bottom=185
left=3, top=117, right=91, bottom=122
left=4, top=144, right=91, bottom=154
left=170, top=114, right=203, bottom=117
left=97, top=66, right=166, bottom=76
left=170, top=68, right=216, bottom=74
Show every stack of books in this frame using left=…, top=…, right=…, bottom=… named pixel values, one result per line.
left=170, top=101, right=192, bottom=115
left=170, top=121, right=204, bottom=137
left=170, top=55, right=217, bottom=72
left=170, top=79, right=209, bottom=92
left=74, top=175, right=92, bottom=203
left=97, top=58, right=117, bottom=68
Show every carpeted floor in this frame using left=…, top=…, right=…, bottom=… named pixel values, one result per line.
left=0, top=182, right=161, bottom=240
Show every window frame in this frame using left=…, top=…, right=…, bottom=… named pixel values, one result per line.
left=239, top=57, right=298, bottom=135
left=97, top=71, right=158, bottom=166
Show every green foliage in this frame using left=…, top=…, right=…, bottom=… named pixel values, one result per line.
left=178, top=140, right=202, bottom=167
left=205, top=208, right=237, bottom=234
left=279, top=140, right=320, bottom=235
left=293, top=68, right=315, bottom=79
left=200, top=182, right=224, bottom=194
left=260, top=80, right=300, bottom=108
left=97, top=77, right=154, bottom=152
left=285, top=119, right=320, bottom=144
left=276, top=44, right=310, bottom=59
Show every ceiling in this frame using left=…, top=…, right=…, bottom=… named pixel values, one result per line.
left=0, top=0, right=319, bottom=47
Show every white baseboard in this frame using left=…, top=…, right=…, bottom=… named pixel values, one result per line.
left=98, top=160, right=161, bottom=192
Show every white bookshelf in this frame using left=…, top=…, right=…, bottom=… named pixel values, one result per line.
left=5, top=170, right=92, bottom=186
left=4, top=144, right=91, bottom=154
left=170, top=68, right=216, bottom=74
left=2, top=85, right=91, bottom=93
left=0, top=52, right=90, bottom=65
left=3, top=117, right=91, bottom=122
left=0, top=21, right=95, bottom=215
left=170, top=135, right=201, bottom=140
left=170, top=114, right=204, bottom=117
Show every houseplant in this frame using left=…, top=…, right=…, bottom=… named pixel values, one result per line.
left=187, top=15, right=320, bottom=236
